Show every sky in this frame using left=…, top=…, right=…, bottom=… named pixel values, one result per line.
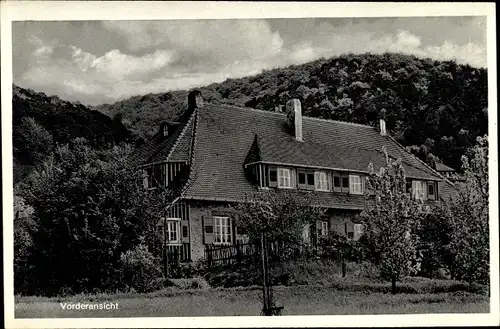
left=12, top=17, right=487, bottom=105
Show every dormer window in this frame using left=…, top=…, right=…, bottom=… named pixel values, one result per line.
left=163, top=125, right=169, bottom=137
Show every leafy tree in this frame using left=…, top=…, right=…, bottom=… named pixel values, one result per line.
left=90, top=53, right=487, bottom=172
left=416, top=207, right=453, bottom=279
left=440, top=135, right=489, bottom=285
left=233, top=189, right=325, bottom=248
left=118, top=244, right=162, bottom=293
left=13, top=195, right=37, bottom=294
left=13, top=117, right=53, bottom=166
left=232, top=189, right=325, bottom=315
left=18, top=138, right=168, bottom=295
left=361, top=147, right=424, bottom=294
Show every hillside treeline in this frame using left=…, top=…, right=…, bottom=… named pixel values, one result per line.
left=95, top=53, right=488, bottom=171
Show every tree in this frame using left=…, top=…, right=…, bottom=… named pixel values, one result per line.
left=360, top=147, right=424, bottom=294
left=13, top=117, right=53, bottom=166
left=232, top=189, right=325, bottom=315
left=18, top=138, right=169, bottom=295
left=441, top=135, right=489, bottom=285
left=13, top=195, right=37, bottom=294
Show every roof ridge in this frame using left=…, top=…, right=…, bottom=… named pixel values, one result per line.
left=165, top=109, right=196, bottom=161
left=205, top=102, right=375, bottom=128
left=179, top=108, right=200, bottom=199
left=387, top=135, right=456, bottom=187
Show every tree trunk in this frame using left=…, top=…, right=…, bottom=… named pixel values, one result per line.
left=391, top=276, right=397, bottom=295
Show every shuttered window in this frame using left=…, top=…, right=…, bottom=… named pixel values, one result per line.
left=214, top=216, right=232, bottom=245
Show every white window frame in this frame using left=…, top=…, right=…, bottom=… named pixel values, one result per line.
left=166, top=218, right=181, bottom=244
left=353, top=224, right=363, bottom=241
left=320, top=221, right=329, bottom=236
left=412, top=180, right=428, bottom=201
left=277, top=168, right=293, bottom=189
left=349, top=174, right=363, bottom=195
left=214, top=216, right=232, bottom=245
left=302, top=224, right=311, bottom=244
left=315, top=171, right=330, bottom=191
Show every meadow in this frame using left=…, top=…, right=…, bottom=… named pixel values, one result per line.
left=15, top=277, right=490, bottom=318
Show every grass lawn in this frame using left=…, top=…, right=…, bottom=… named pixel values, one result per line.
left=15, top=285, right=489, bottom=318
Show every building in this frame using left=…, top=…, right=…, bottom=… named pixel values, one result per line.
left=434, top=162, right=465, bottom=183
left=130, top=90, right=456, bottom=262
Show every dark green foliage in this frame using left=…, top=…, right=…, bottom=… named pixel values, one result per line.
left=17, top=139, right=167, bottom=296
left=13, top=85, right=135, bottom=183
left=416, top=209, right=453, bottom=279
left=318, top=230, right=363, bottom=262
left=118, top=245, right=163, bottom=293
left=93, top=54, right=487, bottom=171
left=13, top=117, right=53, bottom=166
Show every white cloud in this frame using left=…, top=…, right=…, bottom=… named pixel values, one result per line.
left=102, top=20, right=284, bottom=62
left=15, top=19, right=487, bottom=105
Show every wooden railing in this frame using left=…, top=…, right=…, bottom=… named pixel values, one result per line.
left=204, top=241, right=341, bottom=268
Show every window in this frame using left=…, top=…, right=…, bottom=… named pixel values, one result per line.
left=349, top=175, right=363, bottom=195
left=269, top=168, right=277, bottom=182
left=214, top=216, right=232, bottom=245
left=298, top=172, right=306, bottom=185
left=278, top=168, right=293, bottom=188
left=428, top=181, right=437, bottom=200
left=302, top=224, right=311, bottom=244
left=342, top=176, right=350, bottom=192
left=412, top=180, right=428, bottom=200
left=320, top=221, right=329, bottom=236
left=333, top=175, right=341, bottom=188
left=143, top=163, right=164, bottom=189
left=315, top=171, right=330, bottom=191
left=307, top=173, right=315, bottom=186
left=166, top=219, right=180, bottom=244
left=353, top=224, right=363, bottom=241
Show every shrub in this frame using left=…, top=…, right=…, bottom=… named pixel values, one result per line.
left=169, top=259, right=209, bottom=278
left=118, top=244, right=162, bottom=293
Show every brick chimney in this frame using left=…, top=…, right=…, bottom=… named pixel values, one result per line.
left=379, top=108, right=387, bottom=136
left=188, top=90, right=203, bottom=110
left=286, top=99, right=303, bottom=141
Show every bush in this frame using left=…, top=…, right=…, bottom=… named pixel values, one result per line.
left=168, top=259, right=209, bottom=279
left=118, top=245, right=162, bottom=293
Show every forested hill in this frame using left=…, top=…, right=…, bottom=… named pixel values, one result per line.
left=96, top=53, right=488, bottom=172
left=13, top=85, right=134, bottom=182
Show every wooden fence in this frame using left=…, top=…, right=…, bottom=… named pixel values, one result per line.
left=204, top=241, right=342, bottom=268
left=166, top=244, right=190, bottom=266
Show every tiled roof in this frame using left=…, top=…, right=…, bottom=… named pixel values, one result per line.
left=164, top=114, right=195, bottom=162
left=128, top=108, right=194, bottom=166
left=435, top=162, right=456, bottom=172
left=180, top=103, right=450, bottom=204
